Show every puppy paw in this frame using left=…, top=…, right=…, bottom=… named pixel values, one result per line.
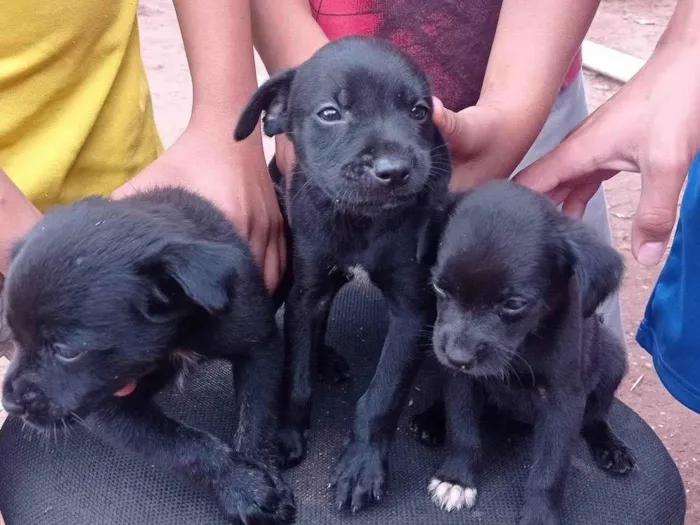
left=583, top=422, right=636, bottom=476
left=331, top=441, right=387, bottom=513
left=428, top=478, right=477, bottom=512
left=317, top=345, right=351, bottom=384
left=278, top=427, right=308, bottom=469
left=518, top=502, right=561, bottom=525
left=593, top=440, right=636, bottom=475
left=215, top=457, right=296, bottom=524
left=408, top=403, right=446, bottom=447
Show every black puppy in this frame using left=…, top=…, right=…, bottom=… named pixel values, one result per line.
left=235, top=36, right=450, bottom=512
left=424, top=182, right=635, bottom=524
left=1, top=188, right=295, bottom=524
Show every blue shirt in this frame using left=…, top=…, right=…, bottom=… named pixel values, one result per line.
left=637, top=154, right=700, bottom=413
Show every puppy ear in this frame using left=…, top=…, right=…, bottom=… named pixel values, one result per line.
left=139, top=239, right=241, bottom=318
left=558, top=218, right=624, bottom=318
left=234, top=69, right=297, bottom=140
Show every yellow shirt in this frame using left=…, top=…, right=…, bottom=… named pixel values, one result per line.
left=0, top=1, right=162, bottom=211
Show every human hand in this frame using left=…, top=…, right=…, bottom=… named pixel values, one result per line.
left=432, top=98, right=546, bottom=191
left=112, top=126, right=286, bottom=291
left=0, top=168, right=42, bottom=274
left=274, top=135, right=295, bottom=178
left=516, top=41, right=700, bottom=267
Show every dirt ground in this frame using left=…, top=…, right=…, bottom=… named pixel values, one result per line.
left=1, top=0, right=697, bottom=522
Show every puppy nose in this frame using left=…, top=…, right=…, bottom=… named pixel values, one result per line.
left=372, top=157, right=410, bottom=186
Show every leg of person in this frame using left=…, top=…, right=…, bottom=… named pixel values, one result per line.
left=512, top=72, right=625, bottom=343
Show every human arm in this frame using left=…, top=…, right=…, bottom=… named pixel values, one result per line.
left=515, top=0, right=700, bottom=266
left=434, top=0, right=600, bottom=189
left=0, top=169, right=41, bottom=274
left=251, top=0, right=328, bottom=74
left=112, top=0, right=285, bottom=291
left=250, top=0, right=329, bottom=175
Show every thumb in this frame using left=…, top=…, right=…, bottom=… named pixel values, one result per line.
left=432, top=97, right=463, bottom=144
left=432, top=98, right=496, bottom=157
left=632, top=160, right=687, bottom=266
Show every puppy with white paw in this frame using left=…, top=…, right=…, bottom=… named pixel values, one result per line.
left=425, top=181, right=635, bottom=525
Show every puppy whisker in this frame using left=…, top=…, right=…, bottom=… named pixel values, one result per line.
left=511, top=352, right=536, bottom=388
left=429, top=143, right=449, bottom=153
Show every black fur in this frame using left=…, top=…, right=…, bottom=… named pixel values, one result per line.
left=1, top=188, right=295, bottom=524
left=235, top=36, right=450, bottom=512
left=421, top=181, right=634, bottom=524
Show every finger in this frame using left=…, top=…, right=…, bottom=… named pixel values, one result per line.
left=262, top=227, right=282, bottom=292
left=263, top=244, right=280, bottom=293
left=632, top=158, right=688, bottom=266
left=277, top=226, right=287, bottom=283
left=514, top=123, right=623, bottom=196
left=431, top=97, right=463, bottom=143
left=247, top=222, right=268, bottom=279
left=561, top=182, right=601, bottom=219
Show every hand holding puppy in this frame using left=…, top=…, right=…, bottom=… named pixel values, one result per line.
left=516, top=0, right=700, bottom=267
left=111, top=126, right=286, bottom=292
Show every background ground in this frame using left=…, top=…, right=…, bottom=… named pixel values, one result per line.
left=1, top=0, right=696, bottom=522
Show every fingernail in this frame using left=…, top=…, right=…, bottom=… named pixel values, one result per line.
left=638, top=242, right=665, bottom=267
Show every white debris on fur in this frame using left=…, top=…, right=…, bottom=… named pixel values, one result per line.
left=170, top=350, right=202, bottom=391
left=428, top=478, right=477, bottom=512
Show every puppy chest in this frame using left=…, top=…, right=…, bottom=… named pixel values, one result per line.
left=484, top=383, right=548, bottom=424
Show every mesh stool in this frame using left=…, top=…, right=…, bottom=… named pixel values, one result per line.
left=0, top=283, right=686, bottom=524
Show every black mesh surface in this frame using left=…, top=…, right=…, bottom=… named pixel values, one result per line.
left=0, top=282, right=686, bottom=524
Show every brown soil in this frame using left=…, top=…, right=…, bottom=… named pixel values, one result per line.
left=1, top=0, right=696, bottom=522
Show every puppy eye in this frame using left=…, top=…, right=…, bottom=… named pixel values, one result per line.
left=317, top=107, right=343, bottom=122
left=54, top=345, right=86, bottom=364
left=432, top=282, right=448, bottom=299
left=501, top=297, right=528, bottom=316
left=411, top=104, right=429, bottom=121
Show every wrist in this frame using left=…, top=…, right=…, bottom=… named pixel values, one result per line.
left=189, top=96, right=254, bottom=137
left=172, top=119, right=269, bottom=183
left=472, top=100, right=548, bottom=159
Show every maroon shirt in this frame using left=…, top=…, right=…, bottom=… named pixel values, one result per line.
left=310, top=0, right=581, bottom=112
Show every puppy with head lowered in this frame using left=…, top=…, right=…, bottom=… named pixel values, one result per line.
left=424, top=181, right=634, bottom=525
left=1, top=188, right=295, bottom=524
left=235, top=36, right=450, bottom=512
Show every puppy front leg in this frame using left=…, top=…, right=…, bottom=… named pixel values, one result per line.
left=429, top=373, right=484, bottom=512
left=280, top=272, right=345, bottom=467
left=86, top=399, right=295, bottom=524
left=232, top=332, right=285, bottom=467
left=331, top=307, right=426, bottom=512
left=520, top=393, right=586, bottom=525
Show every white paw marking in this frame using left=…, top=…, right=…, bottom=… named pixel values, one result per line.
left=428, top=478, right=477, bottom=512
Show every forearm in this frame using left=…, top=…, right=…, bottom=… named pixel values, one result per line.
left=480, top=0, right=600, bottom=126
left=659, top=0, right=700, bottom=49
left=251, top=0, right=328, bottom=73
left=173, top=0, right=261, bottom=143
left=0, top=170, right=41, bottom=273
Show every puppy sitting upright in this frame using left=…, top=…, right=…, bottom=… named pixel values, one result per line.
left=1, top=188, right=295, bottom=525
left=427, top=181, right=634, bottom=525
left=235, top=36, right=450, bottom=512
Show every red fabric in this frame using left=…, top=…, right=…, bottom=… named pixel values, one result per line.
left=563, top=49, right=583, bottom=88
left=310, top=0, right=583, bottom=110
